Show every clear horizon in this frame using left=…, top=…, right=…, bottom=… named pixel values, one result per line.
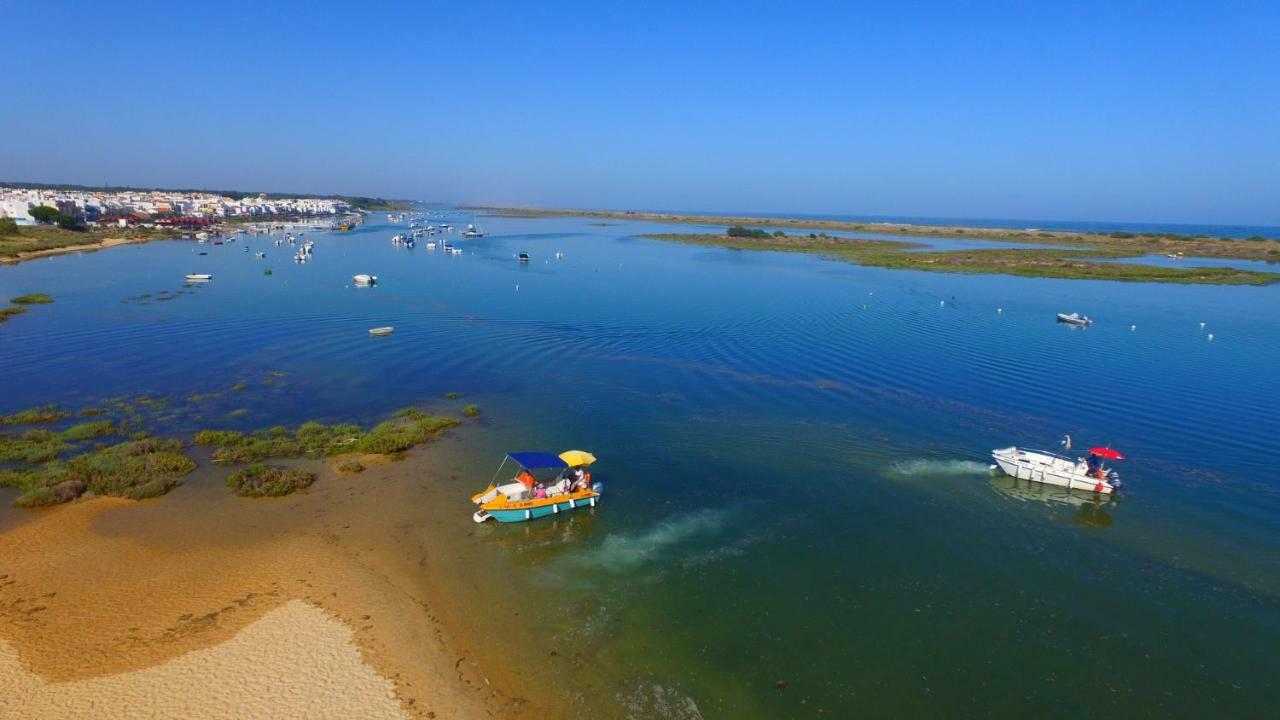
left=5, top=1, right=1278, bottom=226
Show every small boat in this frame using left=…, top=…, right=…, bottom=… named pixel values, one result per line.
left=353, top=274, right=377, bottom=286
left=461, top=223, right=485, bottom=238
left=425, top=240, right=437, bottom=249
left=1056, top=312, right=1092, bottom=326
left=518, top=252, right=530, bottom=262
left=185, top=273, right=212, bottom=281
left=255, top=252, right=266, bottom=259
left=991, top=445, right=1123, bottom=495
left=472, top=451, right=602, bottom=523
left=449, top=247, right=462, bottom=255
left=1166, top=252, right=1184, bottom=259
left=369, top=326, right=394, bottom=336
left=197, top=251, right=208, bottom=256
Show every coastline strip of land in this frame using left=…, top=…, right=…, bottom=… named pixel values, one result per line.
left=472, top=206, right=1280, bottom=284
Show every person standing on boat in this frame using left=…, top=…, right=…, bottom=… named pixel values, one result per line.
left=1086, top=452, right=1102, bottom=478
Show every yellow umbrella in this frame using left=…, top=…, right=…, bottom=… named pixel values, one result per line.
left=559, top=450, right=597, bottom=467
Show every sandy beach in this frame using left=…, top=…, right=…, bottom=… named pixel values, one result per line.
left=0, top=600, right=409, bottom=720
left=0, top=452, right=541, bottom=719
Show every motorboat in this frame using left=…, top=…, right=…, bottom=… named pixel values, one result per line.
left=461, top=223, right=485, bottom=238
left=185, top=273, right=212, bottom=281
left=472, top=451, right=602, bottom=523
left=255, top=252, right=266, bottom=259
left=518, top=252, right=530, bottom=262
left=448, top=247, right=462, bottom=255
left=353, top=274, right=377, bottom=286
left=991, top=445, right=1123, bottom=495
left=369, top=326, right=394, bottom=336
left=1057, top=312, right=1092, bottom=326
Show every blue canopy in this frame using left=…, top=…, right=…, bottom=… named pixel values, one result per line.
left=507, top=452, right=568, bottom=470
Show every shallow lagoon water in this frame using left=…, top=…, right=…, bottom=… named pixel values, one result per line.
left=2, top=213, right=1279, bottom=717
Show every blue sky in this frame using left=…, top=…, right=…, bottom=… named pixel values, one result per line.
left=5, top=1, right=1278, bottom=224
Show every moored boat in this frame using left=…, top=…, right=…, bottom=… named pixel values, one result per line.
left=1056, top=312, right=1093, bottom=326
left=369, top=326, right=394, bottom=336
left=472, top=451, right=602, bottom=523
left=185, top=273, right=212, bottom=281
left=353, top=274, right=377, bottom=286
left=991, top=445, right=1123, bottom=494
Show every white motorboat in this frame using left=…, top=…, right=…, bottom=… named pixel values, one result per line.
left=1056, top=312, right=1093, bottom=326
left=353, top=274, right=377, bottom=286
left=991, top=445, right=1123, bottom=494
left=369, top=326, right=394, bottom=336
left=185, top=273, right=212, bottom=281
left=255, top=252, right=266, bottom=259
left=461, top=223, right=485, bottom=238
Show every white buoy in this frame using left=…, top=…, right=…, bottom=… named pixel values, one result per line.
left=1208, top=333, right=1214, bottom=341
left=1200, top=322, right=1206, bottom=328
left=997, top=307, right=1003, bottom=313
left=940, top=300, right=945, bottom=307
left=515, top=284, right=520, bottom=291
left=1131, top=324, right=1136, bottom=331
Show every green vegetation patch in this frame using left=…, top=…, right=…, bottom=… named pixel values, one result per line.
left=60, top=420, right=116, bottom=441
left=1, top=404, right=70, bottom=425
left=0, top=306, right=27, bottom=323
left=0, top=429, right=68, bottom=463
left=463, top=405, right=481, bottom=418
left=641, top=233, right=1280, bottom=285
left=0, top=437, right=194, bottom=506
left=196, top=414, right=453, bottom=464
left=226, top=463, right=316, bottom=497
left=10, top=293, right=53, bottom=304
left=337, top=460, right=365, bottom=473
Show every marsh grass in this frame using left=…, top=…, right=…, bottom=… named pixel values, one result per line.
left=226, top=463, right=316, bottom=497
left=0, top=437, right=194, bottom=506
left=642, top=233, right=1280, bottom=285
left=196, top=414, right=458, bottom=463
left=463, top=405, right=481, bottom=418
left=0, top=306, right=27, bottom=323
left=9, top=292, right=53, bottom=304
left=61, top=420, right=116, bottom=441
left=0, top=404, right=70, bottom=425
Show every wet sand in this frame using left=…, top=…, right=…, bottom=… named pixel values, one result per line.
left=0, top=448, right=551, bottom=719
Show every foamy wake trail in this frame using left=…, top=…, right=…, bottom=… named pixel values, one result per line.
left=577, top=509, right=731, bottom=572
left=887, top=458, right=993, bottom=477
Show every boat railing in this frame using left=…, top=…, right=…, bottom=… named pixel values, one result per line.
left=1015, top=448, right=1083, bottom=464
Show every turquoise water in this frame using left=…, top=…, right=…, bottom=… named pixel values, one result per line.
left=3, top=213, right=1279, bottom=717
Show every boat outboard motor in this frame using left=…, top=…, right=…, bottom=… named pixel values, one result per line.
left=1107, top=470, right=1122, bottom=489
left=591, top=482, right=604, bottom=494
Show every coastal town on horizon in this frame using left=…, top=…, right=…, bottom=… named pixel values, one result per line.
left=0, top=184, right=361, bottom=229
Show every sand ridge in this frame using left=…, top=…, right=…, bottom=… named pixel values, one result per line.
left=0, top=599, right=410, bottom=720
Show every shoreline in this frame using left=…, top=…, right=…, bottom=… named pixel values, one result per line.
left=640, top=232, right=1280, bottom=285
left=0, top=234, right=168, bottom=265
left=0, top=448, right=543, bottom=719
left=472, top=205, right=1280, bottom=262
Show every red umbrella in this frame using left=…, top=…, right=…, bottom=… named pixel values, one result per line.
left=1089, top=447, right=1125, bottom=461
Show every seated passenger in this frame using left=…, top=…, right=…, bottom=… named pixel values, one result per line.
left=517, top=470, right=536, bottom=490
left=534, top=483, right=547, bottom=499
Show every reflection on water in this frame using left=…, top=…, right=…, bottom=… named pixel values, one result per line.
left=988, top=475, right=1117, bottom=527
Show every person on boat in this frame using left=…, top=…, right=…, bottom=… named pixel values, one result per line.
left=534, top=483, right=548, bottom=499
left=517, top=469, right=537, bottom=491
left=570, top=467, right=588, bottom=492
left=1086, top=452, right=1103, bottom=479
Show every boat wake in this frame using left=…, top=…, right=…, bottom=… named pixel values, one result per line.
left=575, top=508, right=732, bottom=573
left=886, top=458, right=992, bottom=478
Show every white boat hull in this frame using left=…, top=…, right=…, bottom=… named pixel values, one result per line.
left=991, top=447, right=1117, bottom=494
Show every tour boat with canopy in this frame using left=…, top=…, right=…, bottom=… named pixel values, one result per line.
left=471, top=450, right=602, bottom=523
left=991, top=443, right=1124, bottom=495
